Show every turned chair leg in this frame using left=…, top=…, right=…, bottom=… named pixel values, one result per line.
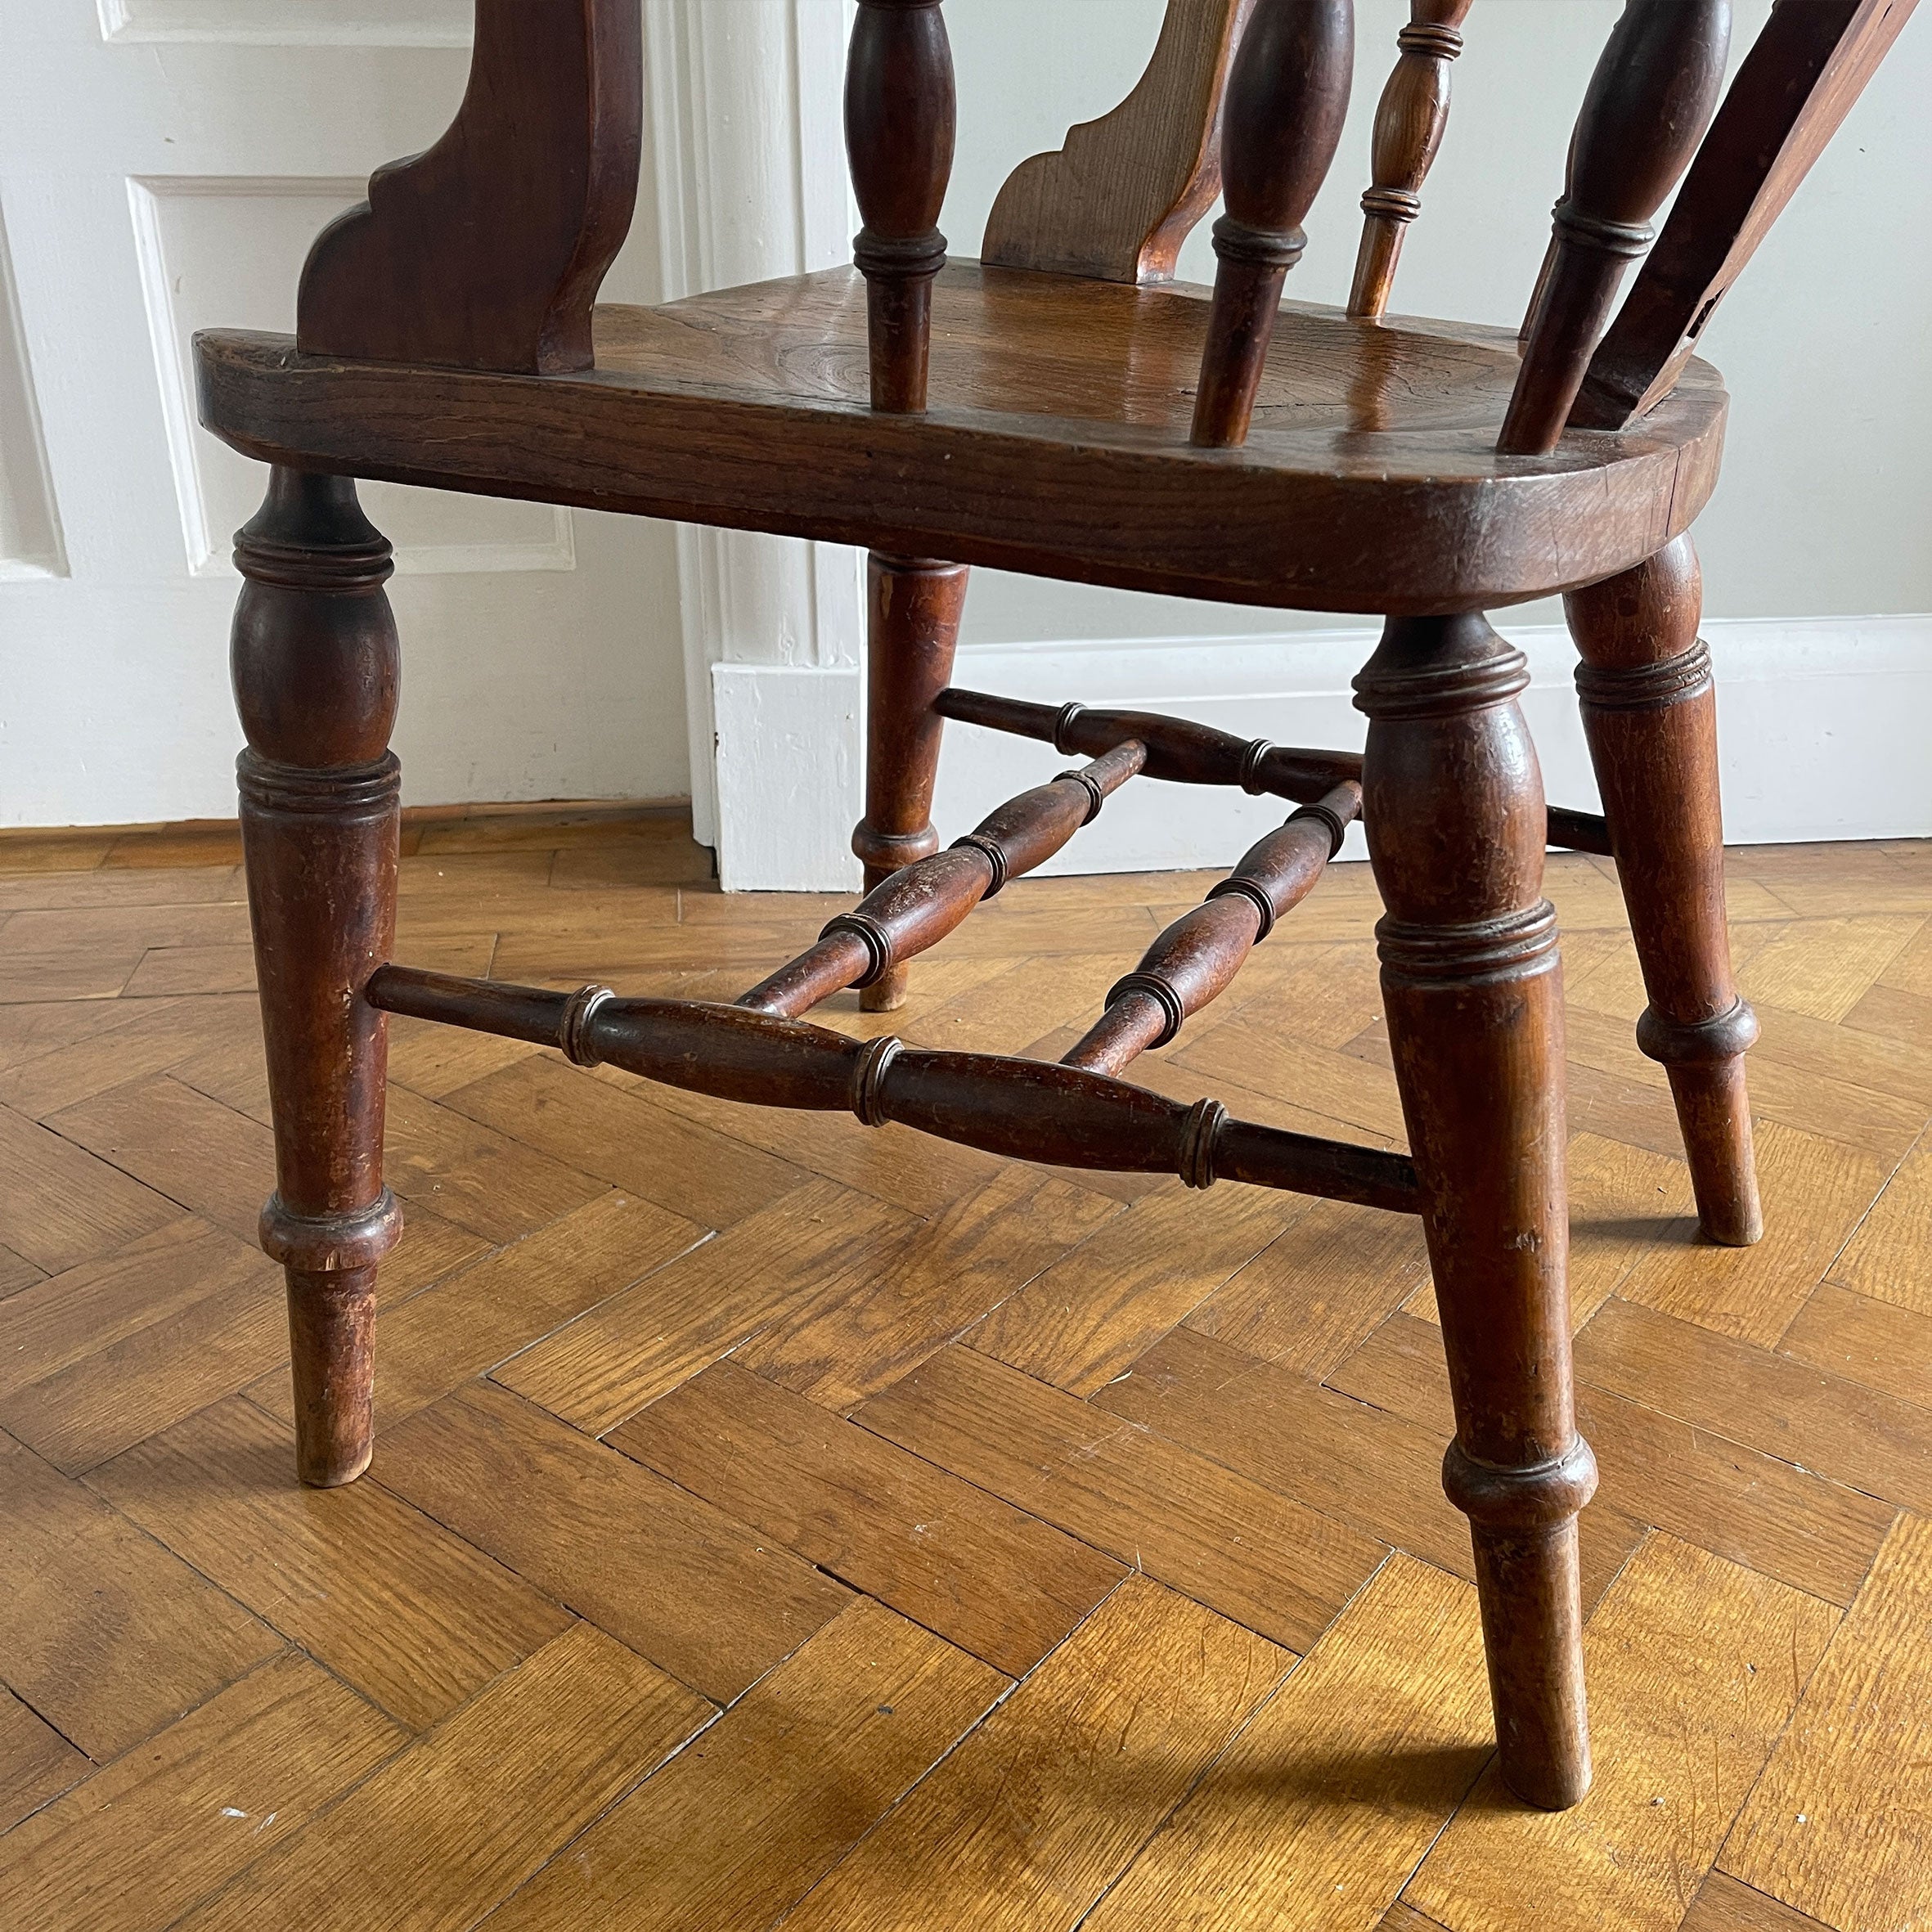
left=1356, top=613, right=1595, bottom=1810
left=1566, top=535, right=1762, bottom=1246
left=851, top=552, right=969, bottom=1012
left=232, top=470, right=403, bottom=1487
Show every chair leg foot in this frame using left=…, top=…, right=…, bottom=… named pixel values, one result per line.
left=1567, top=534, right=1762, bottom=1247
left=233, top=470, right=403, bottom=1487
left=852, top=554, right=968, bottom=1013
left=1357, top=612, right=1593, bottom=1810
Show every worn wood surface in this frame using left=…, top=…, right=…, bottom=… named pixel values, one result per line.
left=2, top=817, right=1928, bottom=1922
left=194, top=265, right=1730, bottom=616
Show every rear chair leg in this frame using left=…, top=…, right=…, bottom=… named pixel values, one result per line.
left=1356, top=613, right=1595, bottom=1810
left=232, top=469, right=402, bottom=1486
left=1566, top=534, right=1762, bottom=1246
left=851, top=552, right=968, bottom=1012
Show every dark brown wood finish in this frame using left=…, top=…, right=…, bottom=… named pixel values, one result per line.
left=851, top=555, right=970, bottom=1011
left=1576, top=0, right=1922, bottom=430
left=1566, top=536, right=1762, bottom=1247
left=1355, top=613, right=1593, bottom=1809
left=298, top=0, right=641, bottom=375
left=1192, top=0, right=1355, bottom=447
left=845, top=0, right=955, bottom=414
left=1348, top=0, right=1473, bottom=321
left=231, top=470, right=402, bottom=1486
left=1498, top=0, right=1732, bottom=456
left=1063, top=784, right=1359, bottom=1076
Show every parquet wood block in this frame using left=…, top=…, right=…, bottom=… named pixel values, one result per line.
left=778, top=1575, right=1289, bottom=1932
left=1680, top=1872, right=1835, bottom=1932
left=0, top=1655, right=403, bottom=1932
left=1405, top=1535, right=1837, bottom=1932
left=385, top=1012, right=542, bottom=1099
left=731, top=1166, right=1120, bottom=1410
left=899, top=952, right=1121, bottom=1056
left=0, top=1100, right=177, bottom=1274
left=376, top=1380, right=850, bottom=1702
left=1175, top=1013, right=1411, bottom=1143
left=445, top=1054, right=806, bottom=1230
left=609, top=1359, right=1122, bottom=1676
left=1826, top=1131, right=1932, bottom=1315
left=1083, top=1556, right=1491, bottom=1932
left=0, top=1687, right=88, bottom=1835
left=0, top=992, right=254, bottom=1120
left=0, top=947, right=145, bottom=1004
left=856, top=1343, right=1386, bottom=1652
left=92, top=1396, right=571, bottom=1730
left=0, top=864, right=240, bottom=912
left=477, top=1597, right=1007, bottom=1932
left=1578, top=1296, right=1932, bottom=1520
left=249, top=1189, right=703, bottom=1433
left=171, top=1624, right=711, bottom=1932
left=1723, top=1512, right=1932, bottom=1932
left=0, top=901, right=253, bottom=959
left=0, top=1427, right=278, bottom=1759
left=1780, top=1280, right=1932, bottom=1410
left=0, top=1243, right=44, bottom=1300
left=1612, top=1118, right=1889, bottom=1346
left=1728, top=844, right=1932, bottom=919
left=496, top=1177, right=916, bottom=1431
left=1332, top=1312, right=1890, bottom=1610
left=1750, top=998, right=1932, bottom=1111
left=1738, top=914, right=1926, bottom=1025
left=971, top=1180, right=1312, bottom=1397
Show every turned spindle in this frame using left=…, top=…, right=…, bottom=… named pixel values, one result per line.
left=1190, top=0, right=1355, bottom=448
left=845, top=0, right=955, bottom=412
left=1063, top=783, right=1360, bottom=1076
left=1498, top=0, right=1731, bottom=456
left=1348, top=0, right=1473, bottom=321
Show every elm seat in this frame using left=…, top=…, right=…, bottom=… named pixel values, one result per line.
left=195, top=263, right=1725, bottom=616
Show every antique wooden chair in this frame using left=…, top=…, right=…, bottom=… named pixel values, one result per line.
left=195, top=0, right=1917, bottom=1812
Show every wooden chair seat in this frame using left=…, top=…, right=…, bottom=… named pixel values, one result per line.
left=197, top=263, right=1723, bottom=615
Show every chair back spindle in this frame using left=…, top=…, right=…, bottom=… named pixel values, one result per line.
left=1574, top=0, right=1921, bottom=430
left=845, top=0, right=956, bottom=412
left=1498, top=0, right=1731, bottom=456
left=1189, top=0, right=1355, bottom=448
left=985, top=0, right=1251, bottom=283
left=1348, top=0, right=1472, bottom=321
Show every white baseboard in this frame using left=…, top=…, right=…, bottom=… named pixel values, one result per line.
left=711, top=617, right=1932, bottom=890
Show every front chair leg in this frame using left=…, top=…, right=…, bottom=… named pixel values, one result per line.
left=851, top=552, right=968, bottom=1012
left=232, top=470, right=403, bottom=1487
left=1566, top=534, right=1762, bottom=1246
left=1356, top=613, right=1595, bottom=1810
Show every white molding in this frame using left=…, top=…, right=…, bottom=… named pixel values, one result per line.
left=98, top=0, right=473, bottom=47
left=0, top=204, right=65, bottom=580
left=645, top=0, right=863, bottom=865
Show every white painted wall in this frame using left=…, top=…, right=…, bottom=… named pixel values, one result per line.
left=3, top=2, right=1928, bottom=878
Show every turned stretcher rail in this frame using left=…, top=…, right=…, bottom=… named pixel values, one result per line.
left=935, top=686, right=1615, bottom=854
left=1064, top=782, right=1361, bottom=1075
left=739, top=740, right=1145, bottom=1018
left=365, top=965, right=1420, bottom=1214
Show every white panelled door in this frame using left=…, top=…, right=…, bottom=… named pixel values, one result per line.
left=0, top=2, right=686, bottom=829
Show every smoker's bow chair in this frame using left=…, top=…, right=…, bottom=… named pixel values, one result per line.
left=195, top=0, right=1918, bottom=1811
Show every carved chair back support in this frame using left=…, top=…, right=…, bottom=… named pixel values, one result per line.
left=209, top=0, right=1918, bottom=1832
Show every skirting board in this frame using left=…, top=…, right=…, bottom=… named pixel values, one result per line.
left=712, top=616, right=1932, bottom=890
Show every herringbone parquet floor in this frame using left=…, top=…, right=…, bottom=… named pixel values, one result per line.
left=2, top=806, right=1930, bottom=1932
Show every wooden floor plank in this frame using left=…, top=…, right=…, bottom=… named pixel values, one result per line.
left=779, top=1575, right=1290, bottom=1932
left=1407, top=1535, right=1836, bottom=1932
left=856, top=1343, right=1387, bottom=1653
left=1577, top=1296, right=1932, bottom=1518
left=971, top=1180, right=1313, bottom=1396
left=1739, top=914, right=1925, bottom=1025
left=0, top=1427, right=279, bottom=1759
left=494, top=1177, right=917, bottom=1432
left=0, top=1687, right=88, bottom=1834
left=444, top=1054, right=806, bottom=1231
left=0, top=992, right=254, bottom=1121
left=376, top=1379, right=850, bottom=1702
left=732, top=1166, right=1118, bottom=1410
left=1722, top=1512, right=1932, bottom=1932
left=1332, top=1312, right=1891, bottom=1610
left=0, top=1099, right=179, bottom=1274
left=1083, top=1556, right=1492, bottom=1932
left=248, top=1189, right=703, bottom=1433
left=1779, top=1279, right=1932, bottom=1410
left=173, top=1624, right=711, bottom=1932
left=609, top=1358, right=1122, bottom=1676
left=91, top=1396, right=571, bottom=1731
left=1825, top=1130, right=1932, bottom=1316
left=1682, top=1872, right=1837, bottom=1932
left=479, top=1597, right=1007, bottom=1932
left=0, top=1655, right=403, bottom=1932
